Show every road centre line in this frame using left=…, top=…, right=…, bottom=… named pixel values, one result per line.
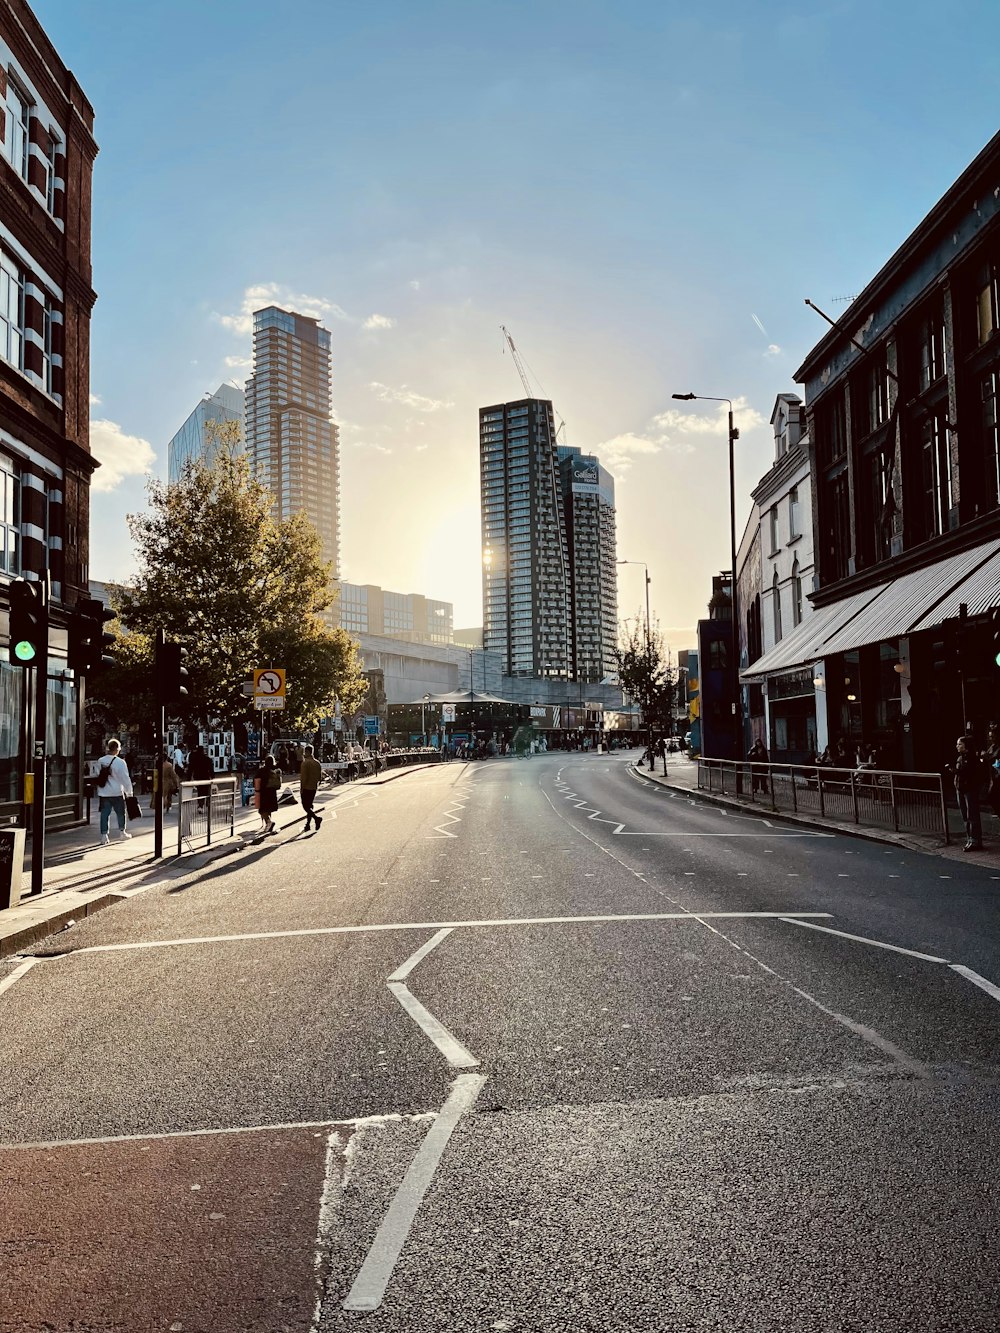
left=950, top=964, right=1000, bottom=1005
left=386, top=982, right=479, bottom=1069
left=69, top=912, right=837, bottom=955
left=342, top=1073, right=486, bottom=1313
left=1, top=1110, right=438, bottom=1153
left=780, top=917, right=950, bottom=964
left=691, top=914, right=930, bottom=1079
left=387, top=928, right=453, bottom=982
left=0, top=958, right=35, bottom=997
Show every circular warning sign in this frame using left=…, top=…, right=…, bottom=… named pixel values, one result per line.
left=254, top=668, right=286, bottom=698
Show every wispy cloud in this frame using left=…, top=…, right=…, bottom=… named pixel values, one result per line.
left=599, top=398, right=764, bottom=474
left=764, top=343, right=781, bottom=357
left=214, top=283, right=350, bottom=337
left=363, top=313, right=396, bottom=330
left=89, top=391, right=101, bottom=406
left=90, top=419, right=156, bottom=493
left=409, top=279, right=421, bottom=291
left=224, top=354, right=252, bottom=369
left=369, top=381, right=453, bottom=413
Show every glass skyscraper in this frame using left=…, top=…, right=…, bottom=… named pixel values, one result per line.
left=244, top=306, right=341, bottom=574
left=479, top=399, right=618, bottom=681
left=167, top=382, right=245, bottom=484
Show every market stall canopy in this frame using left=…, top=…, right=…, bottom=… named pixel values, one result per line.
left=403, top=689, right=517, bottom=705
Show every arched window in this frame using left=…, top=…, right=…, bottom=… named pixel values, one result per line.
left=773, top=570, right=783, bottom=643
left=792, top=557, right=803, bottom=626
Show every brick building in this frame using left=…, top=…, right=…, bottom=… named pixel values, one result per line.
left=743, top=130, right=1000, bottom=772
left=0, top=2, right=97, bottom=824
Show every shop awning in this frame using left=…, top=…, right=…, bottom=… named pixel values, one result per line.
left=741, top=536, right=1000, bottom=682
left=740, top=583, right=888, bottom=682
left=910, top=540, right=1000, bottom=629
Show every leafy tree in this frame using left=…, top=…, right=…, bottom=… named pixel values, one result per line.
left=614, top=616, right=678, bottom=736
left=91, top=436, right=367, bottom=733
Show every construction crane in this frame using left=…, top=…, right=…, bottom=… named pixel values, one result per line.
left=500, top=324, right=568, bottom=441
left=500, top=325, right=535, bottom=398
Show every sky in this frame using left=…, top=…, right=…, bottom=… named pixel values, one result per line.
left=34, top=0, right=1000, bottom=652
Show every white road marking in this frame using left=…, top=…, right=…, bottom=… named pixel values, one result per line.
left=780, top=917, right=950, bottom=964
left=0, top=958, right=36, bottom=997
left=342, top=1073, right=486, bottom=1313
left=71, top=911, right=837, bottom=956
left=387, top=982, right=479, bottom=1069
left=387, top=928, right=453, bottom=983
left=1, top=1111, right=437, bottom=1152
left=693, top=916, right=930, bottom=1079
left=950, top=964, right=1000, bottom=1005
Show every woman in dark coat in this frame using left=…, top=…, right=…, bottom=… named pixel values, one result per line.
left=256, top=754, right=282, bottom=835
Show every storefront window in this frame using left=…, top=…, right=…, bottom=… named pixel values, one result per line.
left=0, top=661, right=23, bottom=803
left=45, top=666, right=77, bottom=797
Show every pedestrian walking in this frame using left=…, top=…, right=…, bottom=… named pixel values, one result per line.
left=151, top=751, right=180, bottom=812
left=954, top=735, right=985, bottom=851
left=256, top=754, right=281, bottom=835
left=96, top=738, right=134, bottom=845
left=172, top=743, right=187, bottom=780
left=300, top=744, right=323, bottom=832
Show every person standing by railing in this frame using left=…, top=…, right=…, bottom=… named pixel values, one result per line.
left=954, top=735, right=985, bottom=852
left=747, top=737, right=769, bottom=795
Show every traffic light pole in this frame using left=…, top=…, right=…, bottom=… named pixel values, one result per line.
left=30, top=581, right=49, bottom=898
left=154, top=629, right=164, bottom=859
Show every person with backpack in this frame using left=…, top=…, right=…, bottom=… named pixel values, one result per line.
left=96, top=738, right=135, bottom=845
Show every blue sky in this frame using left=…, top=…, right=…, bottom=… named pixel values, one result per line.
left=34, top=0, right=1000, bottom=647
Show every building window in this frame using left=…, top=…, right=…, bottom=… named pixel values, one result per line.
left=0, top=252, right=24, bottom=371
left=983, top=367, right=1000, bottom=510
left=918, top=411, right=952, bottom=540
left=772, top=571, right=783, bottom=643
left=854, top=355, right=891, bottom=439
left=0, top=457, right=19, bottom=574
left=826, top=469, right=852, bottom=582
left=708, top=639, right=727, bottom=672
left=788, top=486, right=801, bottom=539
left=918, top=306, right=947, bottom=389
left=977, top=257, right=1000, bottom=347
left=792, top=558, right=803, bottom=627
left=816, top=391, right=847, bottom=469
left=768, top=505, right=779, bottom=553
left=3, top=79, right=28, bottom=180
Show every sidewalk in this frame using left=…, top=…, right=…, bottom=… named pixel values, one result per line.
left=0, top=760, right=445, bottom=959
left=634, top=755, right=1000, bottom=868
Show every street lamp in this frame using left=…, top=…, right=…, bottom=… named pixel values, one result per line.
left=618, top=559, right=653, bottom=764
left=671, top=392, right=743, bottom=761
left=421, top=693, right=431, bottom=747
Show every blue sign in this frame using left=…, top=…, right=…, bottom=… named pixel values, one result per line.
left=364, top=716, right=380, bottom=736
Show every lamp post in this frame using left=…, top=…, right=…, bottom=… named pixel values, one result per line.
left=671, top=393, right=743, bottom=762
left=421, top=693, right=431, bottom=747
left=618, top=559, right=653, bottom=764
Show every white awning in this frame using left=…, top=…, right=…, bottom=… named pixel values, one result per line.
left=741, top=584, right=887, bottom=682
left=741, top=536, right=1000, bottom=682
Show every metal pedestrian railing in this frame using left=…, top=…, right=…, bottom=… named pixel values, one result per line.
left=178, top=777, right=238, bottom=855
left=697, top=758, right=950, bottom=843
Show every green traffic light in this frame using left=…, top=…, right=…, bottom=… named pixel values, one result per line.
left=14, top=640, right=36, bottom=662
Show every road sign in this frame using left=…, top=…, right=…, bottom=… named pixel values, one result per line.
left=254, top=668, right=286, bottom=698
left=442, top=704, right=456, bottom=722
left=241, top=681, right=254, bottom=696
left=256, top=696, right=285, bottom=710
left=363, top=715, right=380, bottom=735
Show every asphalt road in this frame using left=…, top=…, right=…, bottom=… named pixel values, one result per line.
left=2, top=751, right=1000, bottom=1331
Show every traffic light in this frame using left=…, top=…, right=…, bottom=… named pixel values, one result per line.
left=67, top=598, right=115, bottom=674
left=930, top=634, right=952, bottom=673
left=8, top=578, right=47, bottom=667
left=156, top=638, right=189, bottom=703
left=991, top=606, right=1000, bottom=667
